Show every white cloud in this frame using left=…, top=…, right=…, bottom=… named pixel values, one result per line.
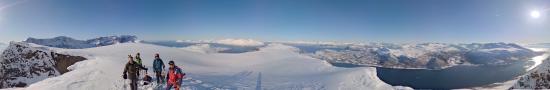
left=215, top=38, right=264, bottom=46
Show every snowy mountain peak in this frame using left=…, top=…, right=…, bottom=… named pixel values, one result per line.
left=24, top=35, right=138, bottom=49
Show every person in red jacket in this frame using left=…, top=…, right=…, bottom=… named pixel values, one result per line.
left=166, top=61, right=185, bottom=90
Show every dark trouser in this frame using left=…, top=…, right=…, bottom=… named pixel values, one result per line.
left=166, top=81, right=181, bottom=90
left=155, top=71, right=162, bottom=83
left=137, top=70, right=140, bottom=77
left=130, top=78, right=138, bottom=90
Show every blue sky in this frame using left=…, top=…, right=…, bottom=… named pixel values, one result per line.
left=0, top=0, right=549, bottom=43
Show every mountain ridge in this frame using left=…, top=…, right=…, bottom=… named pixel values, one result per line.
left=24, top=35, right=138, bottom=49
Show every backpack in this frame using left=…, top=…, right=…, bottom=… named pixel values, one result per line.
left=174, top=66, right=184, bottom=79
left=135, top=56, right=142, bottom=65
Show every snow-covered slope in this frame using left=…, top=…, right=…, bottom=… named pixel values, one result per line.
left=292, top=42, right=540, bottom=69
left=7, top=43, right=409, bottom=90
left=24, top=35, right=137, bottom=49
left=0, top=42, right=86, bottom=88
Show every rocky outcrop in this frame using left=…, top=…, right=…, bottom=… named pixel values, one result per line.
left=512, top=58, right=550, bottom=89
left=0, top=42, right=86, bottom=88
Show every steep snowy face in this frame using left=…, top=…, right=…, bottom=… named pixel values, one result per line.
left=297, top=42, right=540, bottom=69
left=24, top=35, right=137, bottom=49
left=513, top=57, right=550, bottom=89
left=0, top=42, right=86, bottom=88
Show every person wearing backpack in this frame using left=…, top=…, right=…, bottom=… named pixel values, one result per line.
left=165, top=61, right=185, bottom=90
left=123, top=55, right=148, bottom=90
left=135, top=53, right=143, bottom=77
left=153, top=53, right=166, bottom=83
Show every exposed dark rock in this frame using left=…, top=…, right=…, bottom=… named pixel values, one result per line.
left=52, top=52, right=86, bottom=74
left=0, top=42, right=86, bottom=88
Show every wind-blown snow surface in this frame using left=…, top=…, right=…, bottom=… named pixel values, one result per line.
left=7, top=43, right=409, bottom=90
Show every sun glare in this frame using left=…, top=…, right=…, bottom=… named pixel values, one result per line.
left=531, top=10, right=541, bottom=18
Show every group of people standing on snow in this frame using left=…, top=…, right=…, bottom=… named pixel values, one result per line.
left=122, top=53, right=186, bottom=90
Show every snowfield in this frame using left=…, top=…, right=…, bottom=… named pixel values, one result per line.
left=5, top=43, right=409, bottom=90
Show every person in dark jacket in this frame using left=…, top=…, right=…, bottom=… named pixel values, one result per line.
left=153, top=53, right=165, bottom=83
left=123, top=55, right=148, bottom=90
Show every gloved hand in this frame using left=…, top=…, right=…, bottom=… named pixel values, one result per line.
left=123, top=74, right=127, bottom=79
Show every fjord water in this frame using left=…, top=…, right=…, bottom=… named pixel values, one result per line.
left=376, top=62, right=528, bottom=89
left=332, top=55, right=547, bottom=89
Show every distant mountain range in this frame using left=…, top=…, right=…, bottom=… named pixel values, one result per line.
left=24, top=35, right=138, bottom=49
left=281, top=42, right=541, bottom=69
